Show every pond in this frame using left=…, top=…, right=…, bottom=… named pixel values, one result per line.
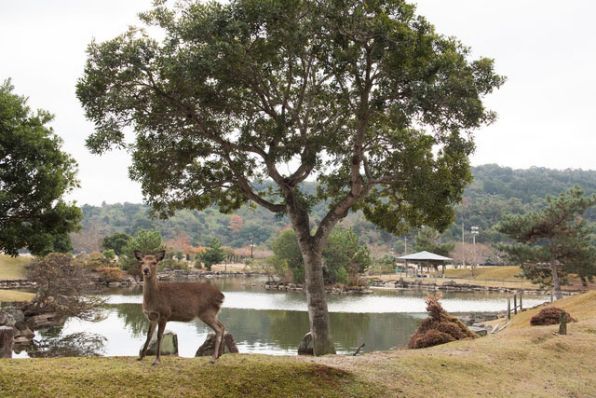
left=15, top=277, right=548, bottom=357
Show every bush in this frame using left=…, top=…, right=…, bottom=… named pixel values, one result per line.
left=75, top=252, right=111, bottom=271
left=25, top=253, right=103, bottom=319
left=530, top=307, right=576, bottom=326
left=158, top=259, right=189, bottom=271
left=95, top=267, right=126, bottom=283
left=408, top=295, right=476, bottom=349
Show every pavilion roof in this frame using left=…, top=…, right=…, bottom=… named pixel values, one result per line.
left=397, top=251, right=452, bottom=262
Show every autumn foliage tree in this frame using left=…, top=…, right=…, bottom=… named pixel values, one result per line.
left=77, top=0, right=503, bottom=354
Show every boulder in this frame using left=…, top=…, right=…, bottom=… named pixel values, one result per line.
left=195, top=332, right=238, bottom=357
left=0, top=326, right=14, bottom=358
left=297, top=332, right=314, bottom=356
left=141, top=330, right=178, bottom=356
left=27, top=313, right=63, bottom=329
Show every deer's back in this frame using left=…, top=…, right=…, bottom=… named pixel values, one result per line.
left=155, top=282, right=224, bottom=321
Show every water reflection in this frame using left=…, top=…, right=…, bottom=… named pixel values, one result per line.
left=15, top=277, right=547, bottom=357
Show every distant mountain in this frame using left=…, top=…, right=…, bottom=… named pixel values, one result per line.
left=71, top=165, right=596, bottom=252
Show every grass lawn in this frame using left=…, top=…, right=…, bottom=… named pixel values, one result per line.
left=443, top=265, right=524, bottom=281
left=1, top=291, right=594, bottom=397
left=0, top=254, right=31, bottom=280
left=0, top=289, right=34, bottom=303
left=0, top=355, right=383, bottom=398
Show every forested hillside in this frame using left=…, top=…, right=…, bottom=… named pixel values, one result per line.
left=71, top=165, right=596, bottom=253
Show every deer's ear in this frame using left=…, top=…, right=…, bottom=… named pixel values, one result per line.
left=155, top=250, right=166, bottom=262
left=134, top=250, right=143, bottom=261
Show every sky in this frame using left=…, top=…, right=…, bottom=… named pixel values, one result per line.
left=1, top=0, right=595, bottom=206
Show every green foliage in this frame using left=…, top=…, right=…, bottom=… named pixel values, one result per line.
left=158, top=257, right=189, bottom=272
left=77, top=0, right=501, bottom=237
left=497, top=187, right=596, bottom=287
left=414, top=226, right=454, bottom=257
left=271, top=230, right=305, bottom=282
left=200, top=238, right=225, bottom=270
left=0, top=80, right=81, bottom=256
left=271, top=228, right=371, bottom=285
left=102, top=249, right=116, bottom=261
left=120, top=230, right=165, bottom=275
left=101, top=232, right=131, bottom=255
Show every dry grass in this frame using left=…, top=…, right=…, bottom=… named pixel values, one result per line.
left=443, top=266, right=524, bottom=281
left=0, top=254, right=31, bottom=280
left=0, top=289, right=34, bottom=302
left=305, top=290, right=596, bottom=397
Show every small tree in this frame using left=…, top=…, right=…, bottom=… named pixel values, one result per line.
left=101, top=232, right=132, bottom=256
left=271, top=227, right=371, bottom=285
left=0, top=80, right=81, bottom=256
left=201, top=238, right=225, bottom=271
left=414, top=226, right=455, bottom=257
left=26, top=253, right=102, bottom=319
left=497, top=187, right=596, bottom=299
left=77, top=0, right=503, bottom=354
left=120, top=230, right=164, bottom=276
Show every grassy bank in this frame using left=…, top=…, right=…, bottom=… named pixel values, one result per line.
left=0, top=254, right=31, bottom=280
left=0, top=355, right=382, bottom=398
left=309, top=290, right=596, bottom=397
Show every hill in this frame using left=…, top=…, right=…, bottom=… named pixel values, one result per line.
left=71, top=165, right=596, bottom=252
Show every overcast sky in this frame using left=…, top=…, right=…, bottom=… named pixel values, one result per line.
left=1, top=1, right=595, bottom=206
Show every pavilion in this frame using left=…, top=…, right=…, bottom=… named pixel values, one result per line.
left=397, top=251, right=452, bottom=277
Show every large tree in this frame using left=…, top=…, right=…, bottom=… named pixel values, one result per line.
left=0, top=80, right=81, bottom=256
left=77, top=0, right=503, bottom=354
left=498, top=187, right=596, bottom=299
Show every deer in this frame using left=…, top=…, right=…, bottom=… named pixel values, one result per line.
left=134, top=250, right=226, bottom=365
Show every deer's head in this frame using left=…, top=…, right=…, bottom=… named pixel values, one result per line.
left=134, top=250, right=165, bottom=279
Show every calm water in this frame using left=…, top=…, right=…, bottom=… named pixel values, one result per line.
left=15, top=277, right=548, bottom=357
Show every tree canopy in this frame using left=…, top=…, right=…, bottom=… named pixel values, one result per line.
left=498, top=187, right=596, bottom=298
left=0, top=80, right=81, bottom=256
left=77, top=0, right=503, bottom=355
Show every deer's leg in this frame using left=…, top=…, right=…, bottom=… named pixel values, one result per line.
left=201, top=313, right=225, bottom=363
left=138, top=320, right=157, bottom=361
left=152, top=319, right=167, bottom=366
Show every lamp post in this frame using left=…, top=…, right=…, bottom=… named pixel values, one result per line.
left=471, top=226, right=479, bottom=274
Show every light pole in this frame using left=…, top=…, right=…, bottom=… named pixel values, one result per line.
left=471, top=226, right=479, bottom=274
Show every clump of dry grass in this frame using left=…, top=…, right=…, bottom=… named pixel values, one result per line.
left=408, top=294, right=476, bottom=349
left=530, top=306, right=576, bottom=326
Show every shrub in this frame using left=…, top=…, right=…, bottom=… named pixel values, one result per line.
left=530, top=307, right=576, bottom=326
left=25, top=253, right=103, bottom=319
left=408, top=294, right=476, bottom=349
left=96, top=267, right=126, bottom=282
left=159, top=259, right=189, bottom=271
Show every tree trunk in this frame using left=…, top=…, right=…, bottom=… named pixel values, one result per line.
left=301, top=247, right=336, bottom=355
left=286, top=195, right=336, bottom=356
left=551, top=263, right=562, bottom=300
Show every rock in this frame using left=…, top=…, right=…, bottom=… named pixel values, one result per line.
left=468, top=326, right=488, bottom=336
left=107, top=281, right=121, bottom=288
left=27, top=313, right=63, bottom=329
left=297, top=332, right=314, bottom=356
left=195, top=332, right=238, bottom=357
left=141, top=330, right=179, bottom=356
left=0, top=326, right=14, bottom=358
